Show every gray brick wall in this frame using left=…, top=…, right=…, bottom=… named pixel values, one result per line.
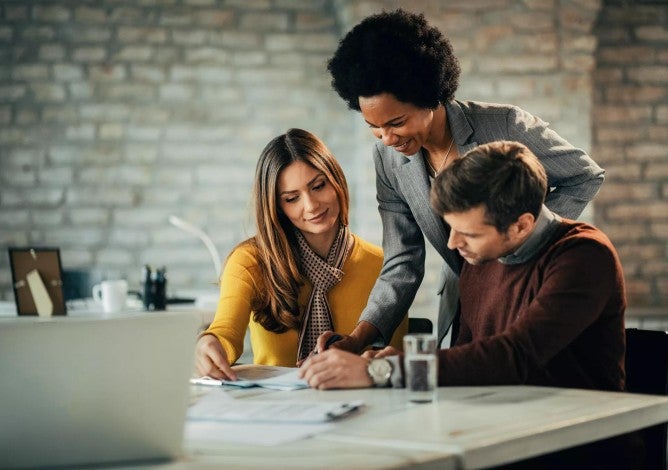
left=0, top=0, right=351, bottom=301
left=593, top=0, right=668, bottom=311
left=5, top=1, right=659, bottom=324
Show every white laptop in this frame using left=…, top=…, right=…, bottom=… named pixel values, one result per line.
left=0, top=311, right=199, bottom=469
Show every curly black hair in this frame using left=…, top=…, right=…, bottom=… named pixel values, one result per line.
left=327, top=9, right=461, bottom=111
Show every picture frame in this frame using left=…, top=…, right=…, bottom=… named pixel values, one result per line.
left=8, top=247, right=67, bottom=316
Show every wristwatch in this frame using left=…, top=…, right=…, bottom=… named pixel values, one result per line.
left=367, top=358, right=393, bottom=387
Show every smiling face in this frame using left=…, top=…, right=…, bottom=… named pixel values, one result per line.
left=277, top=160, right=341, bottom=253
left=443, top=205, right=522, bottom=266
left=359, top=93, right=437, bottom=156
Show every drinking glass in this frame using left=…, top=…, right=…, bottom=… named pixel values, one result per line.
left=403, top=334, right=438, bottom=403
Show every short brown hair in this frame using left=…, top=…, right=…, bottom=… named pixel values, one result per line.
left=430, top=141, right=547, bottom=232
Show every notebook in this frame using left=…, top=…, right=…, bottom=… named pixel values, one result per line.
left=0, top=311, right=199, bottom=469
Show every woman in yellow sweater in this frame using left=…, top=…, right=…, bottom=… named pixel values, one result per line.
left=195, top=128, right=407, bottom=379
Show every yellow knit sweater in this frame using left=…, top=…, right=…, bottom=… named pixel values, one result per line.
left=204, top=234, right=407, bottom=366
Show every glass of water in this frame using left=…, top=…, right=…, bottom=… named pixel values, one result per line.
left=403, top=334, right=438, bottom=403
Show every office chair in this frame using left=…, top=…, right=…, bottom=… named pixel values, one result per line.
left=408, top=317, right=433, bottom=334
left=625, top=328, right=668, bottom=470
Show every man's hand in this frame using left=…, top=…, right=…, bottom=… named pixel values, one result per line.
left=194, top=334, right=237, bottom=380
left=362, top=345, right=401, bottom=359
left=298, top=349, right=372, bottom=390
left=296, top=331, right=344, bottom=367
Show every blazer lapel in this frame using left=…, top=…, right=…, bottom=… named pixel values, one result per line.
left=447, top=99, right=478, bottom=155
left=395, top=156, right=456, bottom=268
left=391, top=100, right=483, bottom=275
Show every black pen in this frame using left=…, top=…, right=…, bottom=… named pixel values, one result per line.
left=311, top=334, right=343, bottom=357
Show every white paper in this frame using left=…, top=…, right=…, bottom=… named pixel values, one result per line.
left=190, top=365, right=309, bottom=391
left=26, top=269, right=53, bottom=317
left=184, top=420, right=334, bottom=447
left=188, top=390, right=364, bottom=424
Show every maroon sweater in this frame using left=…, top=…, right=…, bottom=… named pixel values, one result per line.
left=439, top=220, right=626, bottom=391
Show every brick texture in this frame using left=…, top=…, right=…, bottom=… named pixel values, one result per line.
left=593, top=0, right=668, bottom=309
left=3, top=0, right=659, bottom=324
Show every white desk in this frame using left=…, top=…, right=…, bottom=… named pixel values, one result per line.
left=171, top=384, right=668, bottom=469
left=0, top=299, right=215, bottom=330
left=4, top=299, right=663, bottom=468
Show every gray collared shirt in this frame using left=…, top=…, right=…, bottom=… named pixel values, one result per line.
left=498, top=205, right=562, bottom=266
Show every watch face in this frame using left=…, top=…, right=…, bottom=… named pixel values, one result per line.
left=368, top=359, right=392, bottom=386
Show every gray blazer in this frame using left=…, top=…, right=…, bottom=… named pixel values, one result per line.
left=360, top=99, right=605, bottom=345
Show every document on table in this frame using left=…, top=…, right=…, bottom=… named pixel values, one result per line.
left=185, top=388, right=364, bottom=447
left=184, top=420, right=334, bottom=447
left=190, top=364, right=309, bottom=391
left=188, top=389, right=364, bottom=424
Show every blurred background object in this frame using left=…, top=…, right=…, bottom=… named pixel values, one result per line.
left=62, top=268, right=106, bottom=302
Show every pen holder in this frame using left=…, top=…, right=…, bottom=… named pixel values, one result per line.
left=142, top=265, right=167, bottom=311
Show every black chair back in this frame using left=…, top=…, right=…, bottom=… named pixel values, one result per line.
left=625, top=328, right=668, bottom=470
left=408, top=317, right=433, bottom=334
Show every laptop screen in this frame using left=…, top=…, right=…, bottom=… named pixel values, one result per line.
left=0, top=311, right=199, bottom=468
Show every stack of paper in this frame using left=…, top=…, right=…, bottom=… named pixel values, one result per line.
left=188, top=392, right=363, bottom=424
left=190, top=365, right=309, bottom=391
left=186, top=365, right=366, bottom=447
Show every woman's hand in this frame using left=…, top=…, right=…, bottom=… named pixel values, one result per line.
left=194, top=334, right=237, bottom=380
left=298, top=349, right=372, bottom=390
left=316, top=331, right=359, bottom=353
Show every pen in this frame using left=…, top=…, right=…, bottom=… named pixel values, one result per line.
left=311, top=334, right=343, bottom=357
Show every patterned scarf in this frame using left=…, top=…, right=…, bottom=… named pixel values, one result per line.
left=295, top=224, right=353, bottom=361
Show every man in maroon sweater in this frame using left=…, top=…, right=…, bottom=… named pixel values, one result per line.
left=429, top=141, right=626, bottom=391
left=301, top=140, right=626, bottom=392
left=300, top=140, right=640, bottom=468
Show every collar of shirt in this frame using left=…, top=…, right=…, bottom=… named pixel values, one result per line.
left=498, top=205, right=562, bottom=265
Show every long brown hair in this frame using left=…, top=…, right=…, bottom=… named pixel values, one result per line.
left=244, top=128, right=350, bottom=332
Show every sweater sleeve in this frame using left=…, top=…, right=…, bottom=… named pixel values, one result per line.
left=203, top=245, right=260, bottom=365
left=440, top=235, right=621, bottom=386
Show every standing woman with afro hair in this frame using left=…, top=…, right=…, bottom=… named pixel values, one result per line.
left=317, top=9, right=605, bottom=353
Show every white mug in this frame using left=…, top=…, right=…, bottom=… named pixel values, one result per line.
left=92, top=280, right=128, bottom=314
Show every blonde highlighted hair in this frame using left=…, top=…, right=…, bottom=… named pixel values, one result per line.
left=244, top=128, right=349, bottom=332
